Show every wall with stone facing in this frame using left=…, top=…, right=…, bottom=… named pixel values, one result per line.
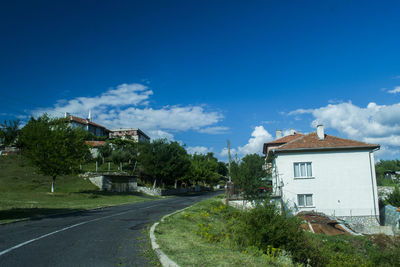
left=89, top=175, right=137, bottom=192
left=336, top=215, right=385, bottom=234
left=137, top=186, right=197, bottom=196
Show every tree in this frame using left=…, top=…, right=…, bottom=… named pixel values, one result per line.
left=234, top=154, right=266, bottom=202
left=138, top=139, right=190, bottom=188
left=186, top=153, right=221, bottom=186
left=385, top=185, right=400, bottom=207
left=217, top=161, right=228, bottom=177
left=0, top=119, right=20, bottom=146
left=20, top=115, right=89, bottom=192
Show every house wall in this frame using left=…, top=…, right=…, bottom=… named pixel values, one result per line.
left=274, top=150, right=379, bottom=218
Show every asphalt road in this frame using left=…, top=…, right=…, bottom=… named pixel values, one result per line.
left=0, top=191, right=223, bottom=267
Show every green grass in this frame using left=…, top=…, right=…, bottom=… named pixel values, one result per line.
left=155, top=196, right=400, bottom=267
left=0, top=155, right=156, bottom=223
left=154, top=197, right=295, bottom=267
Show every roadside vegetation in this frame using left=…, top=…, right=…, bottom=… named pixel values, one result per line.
left=0, top=155, right=155, bottom=224
left=155, top=196, right=400, bottom=267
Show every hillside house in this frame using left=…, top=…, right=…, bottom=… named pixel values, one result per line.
left=109, top=128, right=150, bottom=142
left=65, top=113, right=110, bottom=137
left=263, top=125, right=380, bottom=228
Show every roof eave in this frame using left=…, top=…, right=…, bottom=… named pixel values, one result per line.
left=273, top=145, right=380, bottom=154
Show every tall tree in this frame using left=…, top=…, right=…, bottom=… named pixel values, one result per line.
left=0, top=120, right=20, bottom=146
left=20, top=115, right=89, bottom=192
left=235, top=154, right=266, bottom=202
left=186, top=153, right=220, bottom=186
left=138, top=139, right=190, bottom=188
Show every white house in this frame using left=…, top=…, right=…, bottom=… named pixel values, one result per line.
left=109, top=128, right=150, bottom=142
left=263, top=125, right=380, bottom=227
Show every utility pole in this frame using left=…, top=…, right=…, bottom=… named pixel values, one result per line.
left=227, top=140, right=231, bottom=182
left=226, top=139, right=232, bottom=204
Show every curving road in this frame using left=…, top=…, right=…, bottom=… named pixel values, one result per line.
left=0, top=191, right=222, bottom=267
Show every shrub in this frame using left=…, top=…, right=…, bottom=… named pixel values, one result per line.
left=385, top=185, right=400, bottom=207
left=229, top=201, right=326, bottom=265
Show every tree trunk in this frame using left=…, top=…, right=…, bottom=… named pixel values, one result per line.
left=51, top=176, right=56, bottom=193
left=153, top=179, right=157, bottom=189
left=174, top=179, right=177, bottom=189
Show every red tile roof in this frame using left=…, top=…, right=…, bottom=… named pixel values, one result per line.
left=67, top=116, right=110, bottom=131
left=274, top=132, right=379, bottom=153
left=263, top=133, right=304, bottom=154
left=85, top=141, right=106, bottom=147
left=268, top=133, right=305, bottom=144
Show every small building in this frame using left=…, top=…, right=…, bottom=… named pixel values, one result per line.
left=85, top=141, right=106, bottom=158
left=263, top=125, right=380, bottom=231
left=65, top=112, right=110, bottom=137
left=109, top=128, right=150, bottom=142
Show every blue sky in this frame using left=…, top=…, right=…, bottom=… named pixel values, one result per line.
left=1, top=0, right=400, bottom=160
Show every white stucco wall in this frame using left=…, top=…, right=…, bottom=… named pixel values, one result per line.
left=274, top=150, right=379, bottom=217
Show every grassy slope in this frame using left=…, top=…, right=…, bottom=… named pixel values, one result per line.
left=0, top=155, right=155, bottom=223
left=155, top=197, right=295, bottom=267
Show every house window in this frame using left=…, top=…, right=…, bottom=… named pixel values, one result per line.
left=294, top=162, right=312, bottom=178
left=298, top=194, right=313, bottom=207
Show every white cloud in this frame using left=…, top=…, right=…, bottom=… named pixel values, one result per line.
left=187, top=146, right=213, bottom=155
left=388, top=86, right=400, bottom=94
left=238, top=126, right=273, bottom=155
left=33, top=83, right=227, bottom=138
left=289, top=101, right=400, bottom=158
left=218, top=126, right=273, bottom=159
left=147, top=130, right=174, bottom=140
left=219, top=147, right=238, bottom=157
left=288, top=108, right=314, bottom=115
left=198, top=126, right=229, bottom=134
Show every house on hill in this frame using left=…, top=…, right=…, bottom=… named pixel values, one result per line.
left=65, top=112, right=110, bottom=137
left=109, top=128, right=150, bottom=142
left=263, top=125, right=380, bottom=230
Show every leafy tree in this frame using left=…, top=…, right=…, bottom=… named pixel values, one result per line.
left=230, top=161, right=240, bottom=182
left=217, top=161, right=228, bottom=177
left=138, top=139, right=190, bottom=188
left=375, top=160, right=400, bottom=179
left=385, top=185, right=400, bottom=207
left=20, top=115, right=89, bottom=192
left=234, top=154, right=266, bottom=202
left=98, top=141, right=113, bottom=159
left=375, top=160, right=400, bottom=185
left=186, top=153, right=220, bottom=186
left=0, top=119, right=20, bottom=146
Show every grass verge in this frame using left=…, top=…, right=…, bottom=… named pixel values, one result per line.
left=154, top=197, right=295, bottom=267
left=0, top=155, right=157, bottom=224
left=155, top=196, right=400, bottom=267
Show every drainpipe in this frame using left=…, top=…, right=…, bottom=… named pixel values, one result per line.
left=369, top=149, right=380, bottom=223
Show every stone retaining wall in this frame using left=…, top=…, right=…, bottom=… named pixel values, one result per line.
left=89, top=175, right=137, bottom=192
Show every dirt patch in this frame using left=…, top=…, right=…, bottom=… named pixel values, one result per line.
left=298, top=211, right=350, bottom=236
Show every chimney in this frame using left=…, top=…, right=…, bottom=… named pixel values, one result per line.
left=290, top=128, right=295, bottom=135
left=276, top=129, right=282, bottom=139
left=88, top=110, right=91, bottom=121
left=64, top=112, right=70, bottom=118
left=317, top=125, right=325, bottom=140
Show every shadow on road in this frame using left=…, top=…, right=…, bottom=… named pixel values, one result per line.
left=0, top=207, right=83, bottom=223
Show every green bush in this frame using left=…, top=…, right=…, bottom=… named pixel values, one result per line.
left=385, top=185, right=400, bottom=207
left=229, top=202, right=326, bottom=266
